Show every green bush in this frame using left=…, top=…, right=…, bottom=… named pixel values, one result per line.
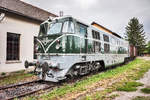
left=1, top=72, right=6, bottom=76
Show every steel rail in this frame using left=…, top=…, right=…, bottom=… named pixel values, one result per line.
left=6, top=84, right=54, bottom=100
left=0, top=79, right=55, bottom=100
left=0, top=79, right=42, bottom=90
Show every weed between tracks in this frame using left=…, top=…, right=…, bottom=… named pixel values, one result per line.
left=141, top=87, right=150, bottom=94
left=24, top=58, right=150, bottom=100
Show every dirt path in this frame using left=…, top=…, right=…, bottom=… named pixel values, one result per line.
left=113, top=57, right=150, bottom=100
left=138, top=56, right=150, bottom=61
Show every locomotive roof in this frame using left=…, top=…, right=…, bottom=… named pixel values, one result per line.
left=52, top=15, right=90, bottom=26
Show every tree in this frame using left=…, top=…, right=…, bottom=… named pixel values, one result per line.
left=125, top=17, right=146, bottom=55
left=145, top=41, right=150, bottom=54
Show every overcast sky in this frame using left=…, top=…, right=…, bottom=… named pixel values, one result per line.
left=22, top=0, right=150, bottom=41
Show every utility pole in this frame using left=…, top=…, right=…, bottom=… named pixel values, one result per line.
left=59, top=11, right=63, bottom=17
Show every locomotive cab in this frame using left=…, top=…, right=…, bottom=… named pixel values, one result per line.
left=39, top=17, right=75, bottom=36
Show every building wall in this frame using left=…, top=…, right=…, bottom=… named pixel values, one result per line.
left=0, top=14, right=40, bottom=72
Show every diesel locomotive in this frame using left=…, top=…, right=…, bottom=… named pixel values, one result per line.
left=25, top=16, right=131, bottom=82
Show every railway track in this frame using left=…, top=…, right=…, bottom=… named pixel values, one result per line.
left=0, top=79, right=55, bottom=100
left=0, top=61, right=132, bottom=100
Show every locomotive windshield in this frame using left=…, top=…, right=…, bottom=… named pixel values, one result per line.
left=47, top=22, right=63, bottom=35
left=38, top=18, right=75, bottom=36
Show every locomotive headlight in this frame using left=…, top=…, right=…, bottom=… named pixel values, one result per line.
left=35, top=45, right=39, bottom=51
left=55, top=40, right=61, bottom=50
left=56, top=44, right=61, bottom=50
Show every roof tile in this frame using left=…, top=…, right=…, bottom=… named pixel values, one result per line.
left=0, top=0, right=57, bottom=21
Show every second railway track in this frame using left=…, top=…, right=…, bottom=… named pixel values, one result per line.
left=0, top=80, right=55, bottom=100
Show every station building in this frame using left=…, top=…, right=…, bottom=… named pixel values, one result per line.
left=0, top=0, right=57, bottom=72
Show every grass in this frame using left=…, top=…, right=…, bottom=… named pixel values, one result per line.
left=25, top=58, right=150, bottom=100
left=132, top=96, right=150, bottom=100
left=107, top=94, right=119, bottom=99
left=0, top=70, right=34, bottom=86
left=116, top=81, right=143, bottom=92
left=141, top=87, right=150, bottom=94
left=81, top=89, right=118, bottom=100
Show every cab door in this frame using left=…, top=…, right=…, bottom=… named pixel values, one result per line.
left=78, top=23, right=88, bottom=61
left=78, top=22, right=88, bottom=54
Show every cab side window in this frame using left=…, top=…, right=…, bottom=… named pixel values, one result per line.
left=78, top=23, right=88, bottom=53
left=62, top=21, right=75, bottom=33
left=78, top=23, right=87, bottom=36
left=104, top=44, right=110, bottom=53
left=103, top=34, right=109, bottom=42
left=92, top=30, right=101, bottom=53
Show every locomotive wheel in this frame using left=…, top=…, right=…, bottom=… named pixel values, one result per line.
left=24, top=60, right=29, bottom=68
left=42, top=62, right=49, bottom=80
left=91, top=62, right=99, bottom=72
left=99, top=61, right=105, bottom=71
left=65, top=69, right=77, bottom=82
left=42, top=72, right=46, bottom=80
left=66, top=67, right=75, bottom=79
left=99, top=64, right=105, bottom=71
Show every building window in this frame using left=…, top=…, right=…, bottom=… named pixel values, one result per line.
left=34, top=37, right=37, bottom=59
left=7, top=32, right=20, bottom=60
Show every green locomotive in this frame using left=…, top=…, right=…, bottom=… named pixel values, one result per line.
left=25, top=16, right=129, bottom=82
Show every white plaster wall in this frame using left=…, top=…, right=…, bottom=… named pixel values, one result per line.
left=0, top=15, right=40, bottom=72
